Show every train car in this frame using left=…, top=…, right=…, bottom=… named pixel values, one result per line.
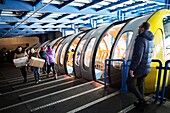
left=109, top=9, right=170, bottom=92
left=109, top=14, right=152, bottom=88
left=73, top=22, right=128, bottom=81
left=144, top=9, right=170, bottom=92
left=73, top=29, right=97, bottom=78
left=56, top=32, right=84, bottom=74
left=65, top=31, right=89, bottom=75
left=52, top=35, right=70, bottom=68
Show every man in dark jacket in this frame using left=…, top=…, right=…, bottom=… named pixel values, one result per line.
left=126, top=22, right=154, bottom=110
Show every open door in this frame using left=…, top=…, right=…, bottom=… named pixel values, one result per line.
left=66, top=33, right=86, bottom=75
left=57, top=32, right=87, bottom=75
left=79, top=23, right=127, bottom=81
left=73, top=29, right=96, bottom=78
left=109, top=14, right=151, bottom=88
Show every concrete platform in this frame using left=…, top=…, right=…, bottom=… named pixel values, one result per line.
left=0, top=62, right=170, bottom=113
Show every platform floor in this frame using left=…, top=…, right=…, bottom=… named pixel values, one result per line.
left=0, top=62, right=170, bottom=113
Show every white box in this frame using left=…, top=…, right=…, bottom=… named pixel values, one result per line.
left=13, top=57, right=28, bottom=67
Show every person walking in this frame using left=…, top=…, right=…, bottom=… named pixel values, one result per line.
left=14, top=46, right=28, bottom=83
left=29, top=48, right=41, bottom=84
left=46, top=46, right=57, bottom=79
left=126, top=22, right=154, bottom=110
left=39, top=47, right=47, bottom=74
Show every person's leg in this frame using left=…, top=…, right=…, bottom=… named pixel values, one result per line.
left=126, top=76, right=145, bottom=102
left=20, top=66, right=27, bottom=82
left=51, top=63, right=57, bottom=79
left=136, top=75, right=148, bottom=108
left=33, top=67, right=37, bottom=82
left=37, top=67, right=40, bottom=81
left=137, top=75, right=147, bottom=97
left=51, top=63, right=56, bottom=75
left=43, top=61, right=46, bottom=74
left=46, top=64, right=51, bottom=77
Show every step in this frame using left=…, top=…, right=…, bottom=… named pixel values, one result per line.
left=0, top=75, right=74, bottom=108
left=0, top=74, right=47, bottom=88
left=75, top=93, right=137, bottom=113
left=26, top=81, right=97, bottom=110
left=0, top=76, right=55, bottom=93
left=31, top=85, right=117, bottom=113
left=20, top=78, right=87, bottom=101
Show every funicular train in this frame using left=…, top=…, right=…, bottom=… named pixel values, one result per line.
left=35, top=9, right=170, bottom=93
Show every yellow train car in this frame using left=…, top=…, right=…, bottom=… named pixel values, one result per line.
left=145, top=9, right=170, bottom=92
left=109, top=9, right=170, bottom=93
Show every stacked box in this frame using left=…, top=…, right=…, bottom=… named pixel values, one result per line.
left=13, top=57, right=28, bottom=67
left=29, top=57, right=45, bottom=68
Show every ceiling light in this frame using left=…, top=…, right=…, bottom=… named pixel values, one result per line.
left=74, top=0, right=92, bottom=4
left=69, top=2, right=85, bottom=6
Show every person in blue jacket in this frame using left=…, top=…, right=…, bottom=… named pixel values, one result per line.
left=126, top=22, right=154, bottom=110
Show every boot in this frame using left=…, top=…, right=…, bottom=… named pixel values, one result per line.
left=46, top=74, right=49, bottom=78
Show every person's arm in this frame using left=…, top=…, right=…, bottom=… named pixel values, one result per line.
left=14, top=53, right=17, bottom=59
left=24, top=52, right=28, bottom=57
left=130, top=38, right=145, bottom=77
left=36, top=52, right=40, bottom=58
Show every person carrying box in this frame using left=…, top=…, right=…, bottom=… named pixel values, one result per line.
left=14, top=46, right=28, bottom=83
left=29, top=48, right=41, bottom=84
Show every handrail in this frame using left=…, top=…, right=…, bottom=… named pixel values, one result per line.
left=151, top=59, right=163, bottom=103
left=160, top=60, right=170, bottom=104
left=124, top=59, right=131, bottom=93
left=104, top=58, right=169, bottom=104
left=104, top=59, right=126, bottom=93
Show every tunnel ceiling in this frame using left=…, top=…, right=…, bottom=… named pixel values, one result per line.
left=0, top=0, right=168, bottom=38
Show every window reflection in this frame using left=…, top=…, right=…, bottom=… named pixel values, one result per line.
left=163, top=16, right=170, bottom=60
left=94, top=23, right=125, bottom=79
left=75, top=40, right=86, bottom=66
left=60, top=43, right=68, bottom=65
left=84, top=38, right=96, bottom=67
left=113, top=32, right=133, bottom=69
left=55, top=44, right=62, bottom=64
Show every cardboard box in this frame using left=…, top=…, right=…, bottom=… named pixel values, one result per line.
left=29, top=57, right=45, bottom=68
left=13, top=57, right=28, bottom=67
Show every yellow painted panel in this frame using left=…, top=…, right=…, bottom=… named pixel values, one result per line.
left=145, top=9, right=170, bottom=93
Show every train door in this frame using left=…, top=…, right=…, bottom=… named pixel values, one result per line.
left=73, top=29, right=96, bottom=78
left=80, top=26, right=111, bottom=80
left=54, top=36, right=69, bottom=74
left=66, top=32, right=87, bottom=75
left=94, top=23, right=127, bottom=82
left=163, top=16, right=170, bottom=60
left=79, top=22, right=130, bottom=81
left=109, top=15, right=151, bottom=87
left=57, top=32, right=86, bottom=75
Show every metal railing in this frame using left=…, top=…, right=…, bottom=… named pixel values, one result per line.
left=104, top=59, right=126, bottom=93
left=104, top=58, right=170, bottom=104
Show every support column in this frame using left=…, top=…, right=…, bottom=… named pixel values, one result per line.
left=90, top=18, right=97, bottom=28
left=167, top=0, right=170, bottom=9
left=59, top=28, right=65, bottom=37
left=117, top=10, right=124, bottom=21
left=71, top=24, right=79, bottom=33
